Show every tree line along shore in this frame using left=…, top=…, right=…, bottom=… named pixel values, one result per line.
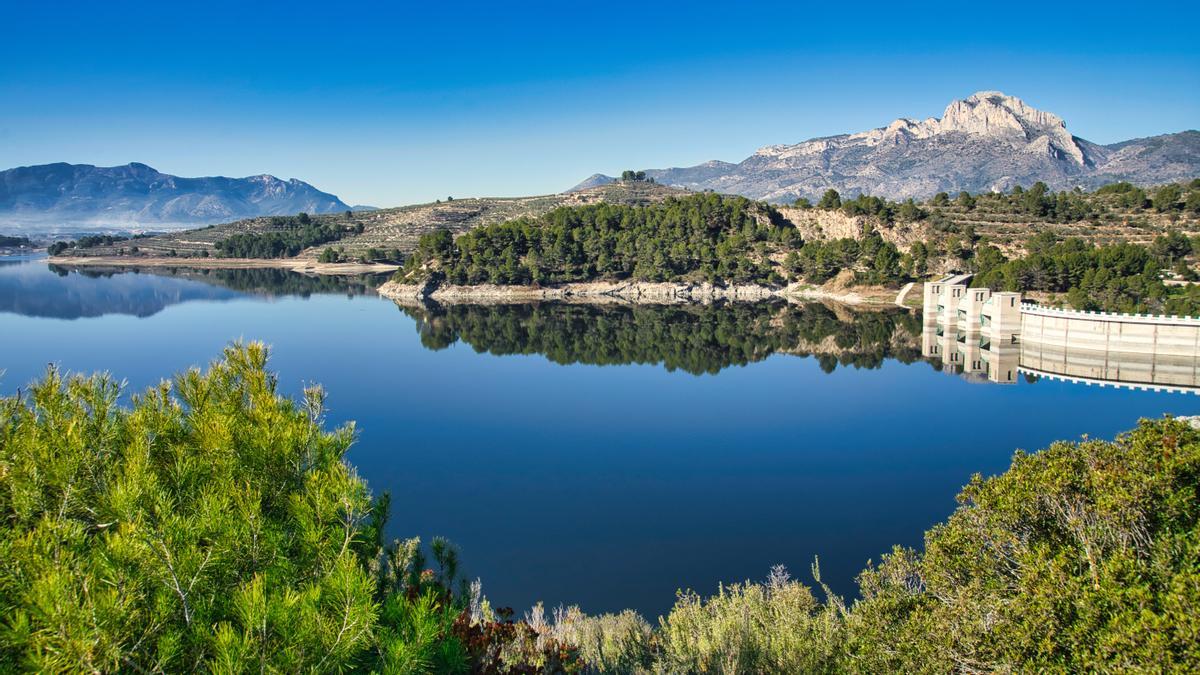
left=45, top=178, right=1200, bottom=314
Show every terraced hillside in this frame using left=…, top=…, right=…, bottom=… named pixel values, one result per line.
left=934, top=203, right=1200, bottom=254
left=782, top=182, right=1200, bottom=259
left=57, top=181, right=687, bottom=261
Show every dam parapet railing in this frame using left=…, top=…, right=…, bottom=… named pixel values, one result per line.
left=1018, top=303, right=1200, bottom=327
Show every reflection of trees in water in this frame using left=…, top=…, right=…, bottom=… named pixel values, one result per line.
left=400, top=302, right=923, bottom=376
left=49, top=264, right=387, bottom=297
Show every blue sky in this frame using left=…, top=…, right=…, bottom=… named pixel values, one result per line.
left=2, top=1, right=1198, bottom=207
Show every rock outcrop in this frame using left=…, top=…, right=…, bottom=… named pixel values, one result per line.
left=377, top=279, right=784, bottom=305
left=376, top=277, right=894, bottom=307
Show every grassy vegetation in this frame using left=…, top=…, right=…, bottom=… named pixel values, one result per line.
left=3, top=349, right=1195, bottom=672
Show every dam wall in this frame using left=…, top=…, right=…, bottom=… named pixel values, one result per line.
left=1018, top=304, right=1200, bottom=359
left=922, top=278, right=1200, bottom=392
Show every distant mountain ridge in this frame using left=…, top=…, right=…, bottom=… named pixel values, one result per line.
left=573, top=91, right=1200, bottom=202
left=0, top=162, right=350, bottom=231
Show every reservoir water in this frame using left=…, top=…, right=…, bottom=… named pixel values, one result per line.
left=2, top=254, right=1196, bottom=619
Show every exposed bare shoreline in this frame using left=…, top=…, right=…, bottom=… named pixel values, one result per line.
left=377, top=279, right=898, bottom=307
left=47, top=256, right=399, bottom=275
left=46, top=255, right=902, bottom=307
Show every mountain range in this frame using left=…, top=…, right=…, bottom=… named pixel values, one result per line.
left=5, top=93, right=1196, bottom=235
left=572, top=91, right=1200, bottom=202
left=0, top=162, right=350, bottom=232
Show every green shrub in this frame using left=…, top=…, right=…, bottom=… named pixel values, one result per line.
left=551, top=418, right=1200, bottom=673
left=0, top=344, right=470, bottom=672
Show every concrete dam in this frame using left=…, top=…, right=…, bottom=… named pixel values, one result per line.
left=922, top=276, right=1200, bottom=394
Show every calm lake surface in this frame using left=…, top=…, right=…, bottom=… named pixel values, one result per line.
left=2, top=254, right=1197, bottom=618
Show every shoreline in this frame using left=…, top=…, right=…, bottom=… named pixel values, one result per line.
left=378, top=279, right=900, bottom=307
left=45, top=256, right=907, bottom=307
left=47, top=255, right=399, bottom=275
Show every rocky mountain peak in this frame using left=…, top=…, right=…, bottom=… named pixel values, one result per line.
left=941, top=91, right=1061, bottom=134
left=573, top=92, right=1198, bottom=202
left=850, top=91, right=1086, bottom=164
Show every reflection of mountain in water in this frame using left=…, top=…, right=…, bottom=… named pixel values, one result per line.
left=59, top=266, right=388, bottom=299
left=0, top=258, right=384, bottom=320
left=399, top=301, right=924, bottom=376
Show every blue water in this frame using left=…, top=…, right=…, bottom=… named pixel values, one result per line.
left=2, top=255, right=1196, bottom=618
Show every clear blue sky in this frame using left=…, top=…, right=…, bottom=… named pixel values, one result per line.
left=2, top=1, right=1198, bottom=207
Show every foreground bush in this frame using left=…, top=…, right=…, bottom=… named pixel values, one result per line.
left=1, top=346, right=545, bottom=672
left=545, top=418, right=1200, bottom=673
left=3, top=348, right=1195, bottom=672
left=0, top=345, right=589, bottom=673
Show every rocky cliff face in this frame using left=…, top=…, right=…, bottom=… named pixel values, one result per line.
left=573, top=92, right=1199, bottom=201
left=0, top=162, right=350, bottom=230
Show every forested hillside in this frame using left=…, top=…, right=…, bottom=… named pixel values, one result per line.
left=396, top=180, right=1200, bottom=314
left=398, top=193, right=803, bottom=286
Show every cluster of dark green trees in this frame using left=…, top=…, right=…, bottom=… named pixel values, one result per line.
left=1096, top=178, right=1200, bottom=213
left=47, top=234, right=142, bottom=255
left=403, top=302, right=921, bottom=376
left=784, top=228, right=904, bottom=285
left=319, top=246, right=402, bottom=264
left=3, top=348, right=1196, bottom=671
left=400, top=194, right=920, bottom=288
left=996, top=177, right=1200, bottom=220
left=799, top=189, right=929, bottom=225
left=403, top=194, right=801, bottom=286
left=619, top=170, right=654, bottom=183
left=214, top=214, right=363, bottom=259
left=0, top=235, right=31, bottom=248
left=971, top=230, right=1200, bottom=314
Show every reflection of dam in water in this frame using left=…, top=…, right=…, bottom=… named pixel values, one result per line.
left=922, top=276, right=1200, bottom=394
